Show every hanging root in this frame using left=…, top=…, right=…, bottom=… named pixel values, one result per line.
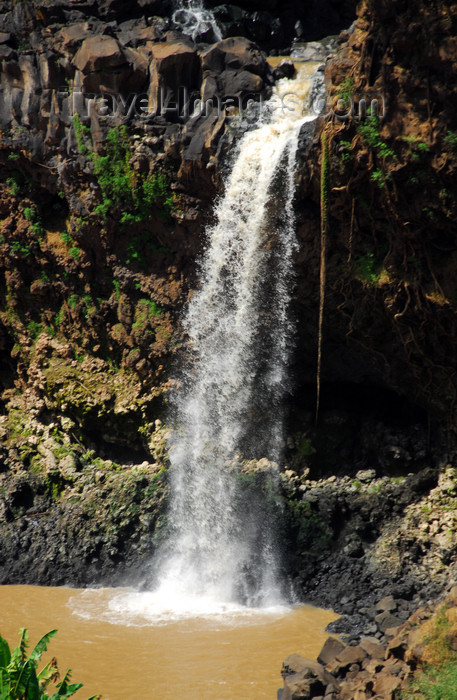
left=316, top=129, right=330, bottom=425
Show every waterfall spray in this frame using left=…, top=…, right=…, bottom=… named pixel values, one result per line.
left=172, top=0, right=222, bottom=42
left=153, top=64, right=318, bottom=608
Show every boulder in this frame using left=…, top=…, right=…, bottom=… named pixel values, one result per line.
left=148, top=39, right=200, bottom=116
left=55, top=22, right=93, bottom=55
left=375, top=611, right=403, bottom=633
left=201, top=36, right=267, bottom=76
left=327, top=645, right=367, bottom=675
left=177, top=111, right=226, bottom=196
left=359, top=637, right=385, bottom=660
left=376, top=595, right=397, bottom=613
left=373, top=670, right=402, bottom=698
left=73, top=35, right=124, bottom=73
left=218, top=68, right=263, bottom=96
left=281, top=655, right=337, bottom=700
left=273, top=59, right=295, bottom=81
left=72, top=35, right=148, bottom=93
left=317, top=637, right=346, bottom=666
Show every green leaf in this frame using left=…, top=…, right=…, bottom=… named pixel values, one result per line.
left=0, top=668, right=11, bottom=698
left=13, top=658, right=36, bottom=698
left=54, top=668, right=84, bottom=697
left=62, top=682, right=83, bottom=695
left=0, top=637, right=11, bottom=669
left=49, top=668, right=83, bottom=698
left=37, top=659, right=58, bottom=690
left=23, top=662, right=40, bottom=700
left=29, top=630, right=58, bottom=665
left=18, top=628, right=29, bottom=662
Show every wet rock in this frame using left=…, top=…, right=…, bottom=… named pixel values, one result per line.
left=272, top=59, right=295, bottom=81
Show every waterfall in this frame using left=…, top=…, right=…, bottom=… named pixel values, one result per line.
left=172, top=0, right=222, bottom=42
left=153, top=65, right=317, bottom=609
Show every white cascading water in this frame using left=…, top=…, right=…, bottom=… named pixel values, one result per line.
left=172, top=0, right=222, bottom=42
left=149, top=64, right=318, bottom=612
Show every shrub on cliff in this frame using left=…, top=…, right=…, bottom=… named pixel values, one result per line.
left=72, top=115, right=174, bottom=223
left=0, top=629, right=99, bottom=700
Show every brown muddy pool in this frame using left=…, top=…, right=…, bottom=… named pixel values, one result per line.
left=0, top=585, right=338, bottom=699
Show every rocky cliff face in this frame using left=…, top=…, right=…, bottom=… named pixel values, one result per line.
left=292, top=0, right=457, bottom=442
left=0, top=0, right=285, bottom=584
left=0, top=0, right=277, bottom=461
left=0, top=0, right=456, bottom=626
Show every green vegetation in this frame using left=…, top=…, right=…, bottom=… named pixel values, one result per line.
left=112, top=279, right=121, bottom=300
left=72, top=113, right=91, bottom=157
left=358, top=116, right=396, bottom=188
left=407, top=661, right=457, bottom=699
left=412, top=141, right=430, bottom=161
left=335, top=76, right=354, bottom=110
left=406, top=605, right=457, bottom=699
left=389, top=476, right=405, bottom=484
left=9, top=241, right=31, bottom=258
left=72, top=115, right=174, bottom=223
left=402, top=136, right=431, bottom=163
left=6, top=174, right=21, bottom=196
left=359, top=116, right=395, bottom=159
left=288, top=500, right=333, bottom=551
left=422, top=605, right=456, bottom=667
left=22, top=206, right=44, bottom=238
left=27, top=321, right=42, bottom=340
left=60, top=232, right=72, bottom=246
left=23, top=208, right=36, bottom=222
left=444, top=130, right=457, bottom=152
left=370, top=168, right=387, bottom=187
left=132, top=298, right=162, bottom=330
left=59, top=231, right=81, bottom=261
left=125, top=231, right=172, bottom=269
left=355, top=252, right=385, bottom=285
left=297, top=436, right=315, bottom=458
left=423, top=206, right=436, bottom=220
left=82, top=294, right=97, bottom=319
left=54, top=308, right=64, bottom=332
left=338, top=139, right=353, bottom=165
left=0, top=628, right=99, bottom=699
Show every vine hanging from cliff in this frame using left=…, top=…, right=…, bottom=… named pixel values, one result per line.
left=316, top=129, right=330, bottom=425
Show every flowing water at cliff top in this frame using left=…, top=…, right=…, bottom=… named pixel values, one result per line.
left=0, top=585, right=337, bottom=700
left=172, top=0, right=222, bottom=42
